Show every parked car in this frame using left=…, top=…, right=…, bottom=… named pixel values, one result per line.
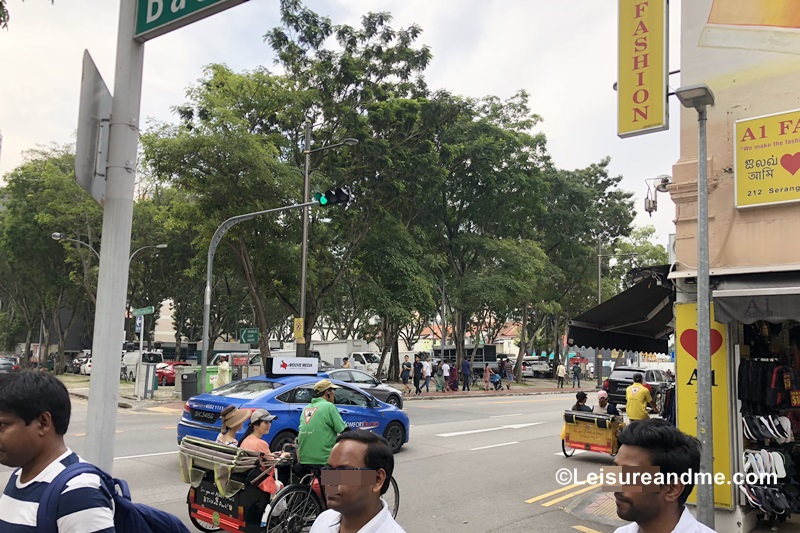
left=603, top=366, right=669, bottom=410
left=178, top=375, right=410, bottom=453
left=80, top=358, right=93, bottom=375
left=68, top=355, right=90, bottom=374
left=511, top=356, right=552, bottom=378
left=155, top=361, right=192, bottom=386
left=0, top=356, right=19, bottom=373
left=121, top=351, right=164, bottom=381
left=323, top=369, right=404, bottom=408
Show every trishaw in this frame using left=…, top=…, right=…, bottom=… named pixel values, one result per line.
left=561, top=410, right=624, bottom=457
left=179, top=436, right=284, bottom=533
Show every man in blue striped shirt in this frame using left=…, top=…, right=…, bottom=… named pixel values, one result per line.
left=0, top=371, right=115, bottom=532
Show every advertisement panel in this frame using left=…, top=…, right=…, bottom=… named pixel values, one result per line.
left=617, top=0, right=668, bottom=137
left=675, top=302, right=733, bottom=509
left=266, top=357, right=318, bottom=376
left=735, top=108, right=800, bottom=208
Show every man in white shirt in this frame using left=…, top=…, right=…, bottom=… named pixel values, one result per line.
left=441, top=361, right=450, bottom=393
left=311, top=430, right=405, bottom=533
left=421, top=358, right=432, bottom=394
left=612, top=419, right=716, bottom=533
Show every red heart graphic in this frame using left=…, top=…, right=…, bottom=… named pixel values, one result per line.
left=679, top=329, right=723, bottom=360
left=780, top=153, right=800, bottom=175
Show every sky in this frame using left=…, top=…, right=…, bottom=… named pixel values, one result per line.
left=0, top=0, right=681, bottom=249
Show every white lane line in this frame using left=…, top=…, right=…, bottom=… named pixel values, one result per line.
left=115, top=451, right=179, bottom=461
left=436, top=422, right=543, bottom=438
left=490, top=413, right=521, bottom=418
left=471, top=441, right=519, bottom=451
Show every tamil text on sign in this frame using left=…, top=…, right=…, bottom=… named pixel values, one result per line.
left=735, top=108, right=800, bottom=208
left=617, top=0, right=668, bottom=138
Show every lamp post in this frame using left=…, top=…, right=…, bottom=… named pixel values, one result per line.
left=675, top=83, right=715, bottom=528
left=128, top=244, right=167, bottom=352
left=596, top=241, right=638, bottom=386
left=51, top=232, right=100, bottom=261
left=296, top=118, right=358, bottom=357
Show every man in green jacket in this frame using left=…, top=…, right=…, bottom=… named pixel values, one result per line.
left=298, top=379, right=349, bottom=469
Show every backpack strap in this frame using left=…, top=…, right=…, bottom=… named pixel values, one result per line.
left=36, top=462, right=115, bottom=533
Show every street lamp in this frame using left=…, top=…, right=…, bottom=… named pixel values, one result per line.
left=675, top=83, right=715, bottom=528
left=297, top=118, right=358, bottom=357
left=127, top=244, right=167, bottom=352
left=51, top=232, right=100, bottom=261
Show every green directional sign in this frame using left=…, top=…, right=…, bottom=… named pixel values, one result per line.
left=134, top=0, right=249, bottom=42
left=240, top=328, right=259, bottom=344
left=132, top=306, right=155, bottom=317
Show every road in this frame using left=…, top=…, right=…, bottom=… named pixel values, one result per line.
left=0, top=391, right=627, bottom=533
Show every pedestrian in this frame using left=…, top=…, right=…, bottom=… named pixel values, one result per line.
left=483, top=364, right=492, bottom=391
left=556, top=361, right=567, bottom=388
left=435, top=361, right=445, bottom=392
left=0, top=371, right=115, bottom=531
left=593, top=390, right=620, bottom=416
left=612, top=419, right=713, bottom=533
left=571, top=361, right=581, bottom=388
left=216, top=354, right=231, bottom=388
left=421, top=357, right=431, bottom=393
left=401, top=355, right=412, bottom=395
left=216, top=405, right=250, bottom=446
left=341, top=357, right=352, bottom=369
left=461, top=358, right=471, bottom=391
left=625, top=373, right=657, bottom=422
left=571, top=391, right=593, bottom=412
left=412, top=355, right=423, bottom=396
left=448, top=367, right=459, bottom=391
left=311, top=431, right=405, bottom=532
left=441, top=359, right=450, bottom=393
left=505, top=358, right=514, bottom=389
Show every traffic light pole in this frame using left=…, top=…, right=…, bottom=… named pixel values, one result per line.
left=297, top=119, right=312, bottom=357
left=201, top=200, right=319, bottom=391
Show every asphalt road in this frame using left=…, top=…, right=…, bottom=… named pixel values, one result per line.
left=0, top=392, right=629, bottom=533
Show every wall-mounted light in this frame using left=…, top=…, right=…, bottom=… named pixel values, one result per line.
left=643, top=174, right=671, bottom=216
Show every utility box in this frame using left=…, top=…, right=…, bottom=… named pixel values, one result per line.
left=135, top=363, right=157, bottom=399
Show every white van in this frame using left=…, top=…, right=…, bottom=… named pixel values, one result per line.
left=349, top=352, right=381, bottom=375
left=122, top=351, right=163, bottom=381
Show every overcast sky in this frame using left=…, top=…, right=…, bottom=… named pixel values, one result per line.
left=0, top=0, right=681, bottom=248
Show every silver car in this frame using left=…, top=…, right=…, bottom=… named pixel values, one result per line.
left=325, top=369, right=403, bottom=408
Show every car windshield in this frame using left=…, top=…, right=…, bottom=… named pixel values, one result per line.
left=209, top=379, right=284, bottom=399
left=361, top=354, right=379, bottom=364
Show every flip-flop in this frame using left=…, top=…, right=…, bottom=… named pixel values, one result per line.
left=753, top=486, right=776, bottom=515
left=760, top=449, right=772, bottom=475
left=771, top=451, right=787, bottom=479
left=770, top=488, right=791, bottom=513
left=739, top=484, right=761, bottom=508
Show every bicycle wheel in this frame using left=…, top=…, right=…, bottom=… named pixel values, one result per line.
left=264, top=484, right=323, bottom=533
left=562, top=439, right=575, bottom=457
left=384, top=476, right=400, bottom=518
left=187, top=489, right=222, bottom=532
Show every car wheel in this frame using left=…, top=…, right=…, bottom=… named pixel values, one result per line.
left=270, top=430, right=297, bottom=453
left=386, top=395, right=402, bottom=408
left=383, top=422, right=405, bottom=454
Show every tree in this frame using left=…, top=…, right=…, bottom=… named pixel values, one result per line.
left=605, top=225, right=669, bottom=295
left=0, top=1, right=54, bottom=30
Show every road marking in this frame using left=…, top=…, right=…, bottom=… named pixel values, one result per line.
left=161, top=425, right=177, bottom=430
left=526, top=482, right=587, bottom=504
left=146, top=406, right=183, bottom=414
left=470, top=441, right=519, bottom=451
left=572, top=526, right=604, bottom=533
left=486, top=398, right=567, bottom=404
left=490, top=413, right=521, bottom=418
left=436, top=422, right=542, bottom=437
left=555, top=449, right=588, bottom=456
left=115, top=451, right=179, bottom=461
left=70, top=430, right=123, bottom=437
left=542, top=484, right=599, bottom=507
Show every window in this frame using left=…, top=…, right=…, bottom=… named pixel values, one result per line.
left=330, top=371, right=353, bottom=382
left=333, top=387, right=369, bottom=407
left=350, top=371, right=378, bottom=385
left=210, top=379, right=283, bottom=399
left=293, top=387, right=313, bottom=404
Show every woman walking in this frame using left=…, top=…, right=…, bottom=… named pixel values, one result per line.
left=401, top=355, right=412, bottom=395
left=413, top=354, right=423, bottom=396
left=483, top=364, right=492, bottom=391
left=435, top=361, right=445, bottom=392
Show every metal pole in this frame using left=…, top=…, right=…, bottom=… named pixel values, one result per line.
left=441, top=278, right=446, bottom=362
left=297, top=118, right=312, bottom=357
left=139, top=316, right=144, bottom=354
left=84, top=0, right=144, bottom=473
left=201, top=201, right=319, bottom=390
left=695, top=105, right=714, bottom=528
left=597, top=238, right=602, bottom=304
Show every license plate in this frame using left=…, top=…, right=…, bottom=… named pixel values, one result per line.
left=196, top=484, right=236, bottom=515
left=191, top=409, right=220, bottom=423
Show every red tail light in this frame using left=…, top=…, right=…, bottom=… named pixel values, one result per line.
left=184, top=403, right=191, bottom=413
left=603, top=379, right=609, bottom=390
left=12, top=365, right=19, bottom=371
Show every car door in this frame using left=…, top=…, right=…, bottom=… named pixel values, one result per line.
left=348, top=370, right=384, bottom=400
left=333, top=386, right=383, bottom=432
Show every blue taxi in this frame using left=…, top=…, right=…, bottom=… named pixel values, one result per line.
left=177, top=375, right=409, bottom=453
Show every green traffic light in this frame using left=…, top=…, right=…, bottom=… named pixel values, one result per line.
left=314, top=192, right=329, bottom=206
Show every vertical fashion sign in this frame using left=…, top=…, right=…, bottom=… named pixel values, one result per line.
left=618, top=0, right=669, bottom=138
left=675, top=302, right=733, bottom=509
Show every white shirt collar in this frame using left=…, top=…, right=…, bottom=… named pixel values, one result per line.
left=614, top=507, right=717, bottom=533
left=310, top=498, right=405, bottom=533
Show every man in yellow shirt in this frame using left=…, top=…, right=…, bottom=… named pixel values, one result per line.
left=625, top=373, right=657, bottom=421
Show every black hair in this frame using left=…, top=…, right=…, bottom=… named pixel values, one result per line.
left=0, top=371, right=71, bottom=435
left=617, top=418, right=701, bottom=505
left=633, top=373, right=643, bottom=383
left=335, top=430, right=394, bottom=494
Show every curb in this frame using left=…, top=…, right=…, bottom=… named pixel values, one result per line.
left=402, top=389, right=571, bottom=401
left=69, top=391, right=133, bottom=409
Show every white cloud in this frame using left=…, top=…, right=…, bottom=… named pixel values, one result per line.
left=0, top=0, right=682, bottom=247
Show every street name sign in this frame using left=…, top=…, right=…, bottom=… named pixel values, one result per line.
left=132, top=306, right=155, bottom=317
left=240, top=327, right=259, bottom=344
left=135, top=0, right=250, bottom=42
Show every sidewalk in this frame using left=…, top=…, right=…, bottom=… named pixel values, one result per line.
left=395, top=378, right=600, bottom=401
left=58, top=374, right=179, bottom=409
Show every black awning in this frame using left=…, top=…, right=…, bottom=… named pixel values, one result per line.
left=567, top=271, right=674, bottom=354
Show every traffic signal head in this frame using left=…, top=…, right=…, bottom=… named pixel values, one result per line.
left=313, top=188, right=350, bottom=207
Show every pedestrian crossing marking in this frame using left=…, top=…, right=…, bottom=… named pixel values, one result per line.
left=541, top=484, right=599, bottom=507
